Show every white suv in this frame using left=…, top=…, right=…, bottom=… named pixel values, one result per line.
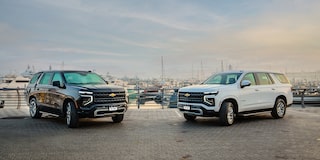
left=177, top=71, right=293, bottom=126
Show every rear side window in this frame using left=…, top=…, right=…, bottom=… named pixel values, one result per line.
left=274, top=73, right=290, bottom=84
left=29, top=73, right=42, bottom=84
left=256, top=73, right=274, bottom=85
left=39, top=73, right=53, bottom=85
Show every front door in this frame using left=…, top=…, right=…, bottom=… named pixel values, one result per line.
left=238, top=73, right=264, bottom=112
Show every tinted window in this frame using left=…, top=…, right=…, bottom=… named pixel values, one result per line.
left=39, top=72, right=53, bottom=85
left=52, top=72, right=63, bottom=84
left=29, top=73, right=42, bottom=84
left=256, top=73, right=274, bottom=85
left=274, top=73, right=290, bottom=84
left=242, top=73, right=256, bottom=85
left=63, top=72, right=106, bottom=85
left=203, top=73, right=242, bottom=85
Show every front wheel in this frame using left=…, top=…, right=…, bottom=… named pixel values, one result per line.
left=112, top=114, right=124, bottom=123
left=29, top=98, right=42, bottom=118
left=219, top=101, right=235, bottom=126
left=271, top=98, right=286, bottom=119
left=66, top=101, right=79, bottom=128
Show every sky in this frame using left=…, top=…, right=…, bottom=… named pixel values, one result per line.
left=0, top=0, right=320, bottom=79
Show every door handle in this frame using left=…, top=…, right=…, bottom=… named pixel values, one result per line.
left=255, top=89, right=259, bottom=91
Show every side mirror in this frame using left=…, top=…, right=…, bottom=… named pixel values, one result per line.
left=241, top=80, right=251, bottom=88
left=52, top=81, right=65, bottom=88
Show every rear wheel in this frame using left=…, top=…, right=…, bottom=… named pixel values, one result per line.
left=29, top=98, right=42, bottom=118
left=219, top=101, right=235, bottom=126
left=184, top=114, right=196, bottom=121
left=271, top=98, right=286, bottom=119
left=112, top=114, right=124, bottom=123
left=66, top=101, right=79, bottom=128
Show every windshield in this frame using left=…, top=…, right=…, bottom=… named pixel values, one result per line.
left=203, top=72, right=242, bottom=85
left=63, top=71, right=106, bottom=85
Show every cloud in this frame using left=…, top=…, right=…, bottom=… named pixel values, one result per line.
left=40, top=47, right=129, bottom=57
left=0, top=23, right=28, bottom=47
left=1, top=0, right=320, bottom=77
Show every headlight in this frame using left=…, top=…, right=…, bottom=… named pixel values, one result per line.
left=203, top=91, right=219, bottom=95
left=79, top=91, right=93, bottom=106
left=125, top=89, right=129, bottom=103
left=203, top=91, right=218, bottom=106
left=79, top=91, right=93, bottom=95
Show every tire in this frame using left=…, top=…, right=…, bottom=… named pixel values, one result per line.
left=112, top=114, right=124, bottom=123
left=219, top=101, right=235, bottom=126
left=271, top=98, right=286, bottom=119
left=29, top=98, right=42, bottom=118
left=184, top=113, right=196, bottom=121
left=66, top=101, right=79, bottom=128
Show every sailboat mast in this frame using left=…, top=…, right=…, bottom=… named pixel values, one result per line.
left=161, top=56, right=164, bottom=83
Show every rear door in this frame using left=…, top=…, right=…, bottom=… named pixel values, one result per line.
left=25, top=72, right=42, bottom=98
left=254, top=72, right=276, bottom=108
left=35, top=72, right=53, bottom=108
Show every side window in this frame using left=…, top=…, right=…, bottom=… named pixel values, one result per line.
left=226, top=74, right=238, bottom=84
left=274, top=73, right=290, bottom=84
left=29, top=73, right=42, bottom=84
left=242, top=73, right=256, bottom=85
left=52, top=72, right=63, bottom=84
left=39, top=73, right=53, bottom=85
left=256, top=73, right=274, bottom=85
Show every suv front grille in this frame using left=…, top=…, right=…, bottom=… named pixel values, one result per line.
left=178, top=92, right=204, bottom=103
left=94, top=91, right=126, bottom=104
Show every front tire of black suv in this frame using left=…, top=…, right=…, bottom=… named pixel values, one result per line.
left=112, top=114, right=124, bottom=123
left=219, top=101, right=235, bottom=126
left=66, top=101, right=79, bottom=128
left=29, top=98, right=42, bottom=118
left=184, top=114, right=196, bottom=121
left=271, top=98, right=286, bottom=119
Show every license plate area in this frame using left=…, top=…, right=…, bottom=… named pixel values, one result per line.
left=183, top=106, right=191, bottom=110
left=109, top=106, right=118, bottom=111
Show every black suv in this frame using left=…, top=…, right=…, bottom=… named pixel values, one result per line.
left=25, top=70, right=128, bottom=128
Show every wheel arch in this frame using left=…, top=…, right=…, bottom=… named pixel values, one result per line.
left=220, top=98, right=239, bottom=114
left=28, top=95, right=36, bottom=103
left=61, top=98, right=78, bottom=118
left=275, top=95, right=287, bottom=105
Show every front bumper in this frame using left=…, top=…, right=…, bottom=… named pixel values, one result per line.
left=177, top=102, right=219, bottom=117
left=78, top=102, right=127, bottom=118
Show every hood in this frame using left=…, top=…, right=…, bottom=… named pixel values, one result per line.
left=69, top=84, right=125, bottom=92
left=179, top=84, right=227, bottom=93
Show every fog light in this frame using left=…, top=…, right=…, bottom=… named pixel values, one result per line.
left=204, top=97, right=215, bottom=106
left=81, top=96, right=92, bottom=106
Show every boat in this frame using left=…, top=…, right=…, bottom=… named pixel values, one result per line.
left=0, top=75, right=30, bottom=89
left=0, top=75, right=30, bottom=108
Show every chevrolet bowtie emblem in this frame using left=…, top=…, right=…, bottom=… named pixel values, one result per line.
left=109, top=93, right=116, bottom=97
left=184, top=93, right=190, bottom=97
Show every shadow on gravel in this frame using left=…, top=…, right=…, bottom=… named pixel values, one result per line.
left=1, top=116, right=28, bottom=119
left=35, top=116, right=125, bottom=129
left=181, top=113, right=276, bottom=127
